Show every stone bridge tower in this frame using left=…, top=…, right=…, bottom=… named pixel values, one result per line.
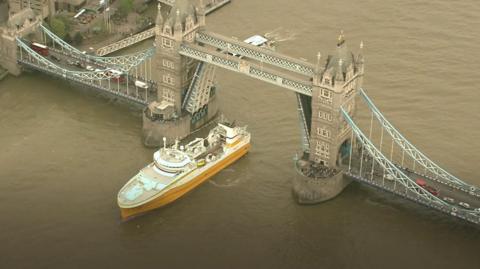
left=293, top=33, right=364, bottom=204
left=0, top=8, right=43, bottom=76
left=143, top=0, right=219, bottom=147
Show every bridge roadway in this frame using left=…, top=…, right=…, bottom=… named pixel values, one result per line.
left=195, top=31, right=316, bottom=77
left=179, top=42, right=314, bottom=96
left=20, top=49, right=156, bottom=106
left=344, top=154, right=480, bottom=224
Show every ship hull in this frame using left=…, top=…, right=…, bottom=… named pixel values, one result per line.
left=120, top=142, right=251, bottom=220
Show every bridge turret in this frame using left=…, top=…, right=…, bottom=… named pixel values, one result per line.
left=143, top=0, right=219, bottom=147
left=0, top=8, right=42, bottom=76
left=293, top=32, right=365, bottom=204
left=155, top=3, right=164, bottom=33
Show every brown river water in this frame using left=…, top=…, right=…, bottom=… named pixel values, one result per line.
left=1, top=0, right=480, bottom=268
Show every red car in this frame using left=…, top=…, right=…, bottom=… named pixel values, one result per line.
left=416, top=178, right=427, bottom=187
left=424, top=186, right=439, bottom=196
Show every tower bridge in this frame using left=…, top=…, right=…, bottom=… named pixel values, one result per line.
left=1, top=0, right=479, bottom=225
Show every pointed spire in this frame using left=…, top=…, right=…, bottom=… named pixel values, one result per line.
left=173, top=8, right=183, bottom=38
left=337, top=30, right=345, bottom=47
left=155, top=3, right=163, bottom=27
left=198, top=0, right=206, bottom=26
left=315, top=52, right=322, bottom=73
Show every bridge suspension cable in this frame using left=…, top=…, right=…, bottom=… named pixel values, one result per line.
left=341, top=108, right=480, bottom=224
left=17, top=38, right=149, bottom=105
left=359, top=88, right=477, bottom=194
left=39, top=25, right=154, bottom=72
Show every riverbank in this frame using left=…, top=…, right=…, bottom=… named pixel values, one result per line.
left=0, top=65, right=8, bottom=81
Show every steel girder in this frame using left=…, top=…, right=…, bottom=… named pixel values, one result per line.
left=359, top=88, right=477, bottom=194
left=96, top=28, right=156, bottom=56
left=179, top=43, right=313, bottom=96
left=18, top=38, right=124, bottom=80
left=341, top=108, right=480, bottom=224
left=296, top=93, right=311, bottom=152
left=196, top=31, right=316, bottom=77
left=39, top=25, right=154, bottom=72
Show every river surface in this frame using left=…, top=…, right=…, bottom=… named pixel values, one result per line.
left=1, top=0, right=480, bottom=268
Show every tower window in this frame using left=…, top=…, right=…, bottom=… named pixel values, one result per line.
left=163, top=74, right=175, bottom=85
left=163, top=59, right=174, bottom=69
left=162, top=38, right=173, bottom=48
left=315, top=141, right=330, bottom=159
left=318, top=111, right=333, bottom=121
left=162, top=88, right=175, bottom=103
left=317, top=127, right=331, bottom=138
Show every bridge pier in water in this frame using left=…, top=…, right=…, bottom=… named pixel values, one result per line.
left=142, top=1, right=219, bottom=146
left=292, top=36, right=364, bottom=204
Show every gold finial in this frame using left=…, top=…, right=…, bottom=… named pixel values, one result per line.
left=337, top=30, right=345, bottom=46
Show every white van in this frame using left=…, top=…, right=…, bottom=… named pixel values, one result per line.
left=243, top=35, right=269, bottom=46
left=135, top=80, right=148, bottom=89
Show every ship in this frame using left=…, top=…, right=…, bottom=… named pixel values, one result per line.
left=117, top=122, right=251, bottom=220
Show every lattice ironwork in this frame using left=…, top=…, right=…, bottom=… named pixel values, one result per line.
left=96, top=28, right=156, bottom=56
left=17, top=38, right=148, bottom=105
left=196, top=31, right=316, bottom=76
left=342, top=108, right=480, bottom=224
left=179, top=43, right=313, bottom=96
left=296, top=93, right=311, bottom=152
left=359, top=88, right=478, bottom=195
left=40, top=25, right=154, bottom=72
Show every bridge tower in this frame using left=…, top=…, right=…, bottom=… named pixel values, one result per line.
left=143, top=0, right=218, bottom=146
left=0, top=8, right=42, bottom=76
left=293, top=34, right=364, bottom=204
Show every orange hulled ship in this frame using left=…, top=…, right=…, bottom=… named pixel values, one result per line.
left=117, top=122, right=251, bottom=220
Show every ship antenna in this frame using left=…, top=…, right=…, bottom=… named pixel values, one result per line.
left=163, top=137, right=166, bottom=149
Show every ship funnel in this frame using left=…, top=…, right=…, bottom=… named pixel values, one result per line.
left=219, top=123, right=239, bottom=145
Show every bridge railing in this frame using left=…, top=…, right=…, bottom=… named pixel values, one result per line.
left=341, top=107, right=480, bottom=225
left=17, top=38, right=149, bottom=105
left=359, top=88, right=478, bottom=196
left=39, top=25, right=154, bottom=72
left=179, top=43, right=313, bottom=96
left=96, top=28, right=156, bottom=57
left=195, top=31, right=316, bottom=77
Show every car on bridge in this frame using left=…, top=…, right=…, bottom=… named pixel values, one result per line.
left=415, top=178, right=439, bottom=196
left=416, top=178, right=427, bottom=187
left=443, top=197, right=455, bottom=203
left=424, top=186, right=439, bottom=196
left=459, top=202, right=470, bottom=209
left=31, top=42, right=49, bottom=57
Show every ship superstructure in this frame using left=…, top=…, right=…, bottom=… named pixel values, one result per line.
left=117, top=122, right=251, bottom=219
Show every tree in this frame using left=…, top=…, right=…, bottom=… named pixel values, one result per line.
left=64, top=33, right=72, bottom=44
left=73, top=32, right=83, bottom=45
left=118, top=0, right=134, bottom=17
left=49, top=17, right=66, bottom=39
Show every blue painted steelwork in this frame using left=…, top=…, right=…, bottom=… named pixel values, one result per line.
left=341, top=107, right=480, bottom=225
left=359, top=88, right=478, bottom=196
left=16, top=38, right=148, bottom=105
left=40, top=24, right=155, bottom=72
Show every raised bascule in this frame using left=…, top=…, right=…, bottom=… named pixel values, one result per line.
left=1, top=0, right=480, bottom=225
